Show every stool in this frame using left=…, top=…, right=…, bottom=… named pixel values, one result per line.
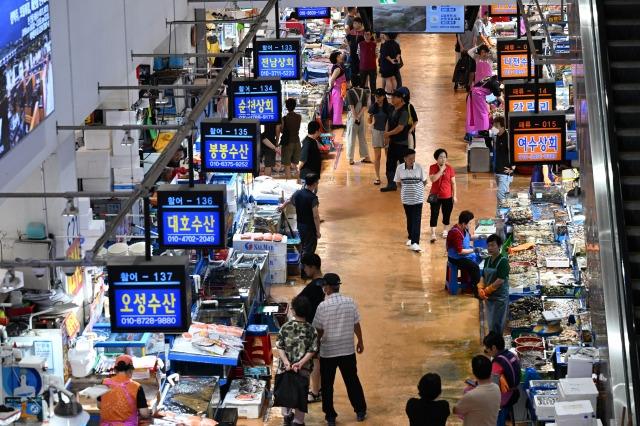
left=244, top=324, right=273, bottom=366
left=445, top=262, right=472, bottom=295
left=497, top=404, right=515, bottom=426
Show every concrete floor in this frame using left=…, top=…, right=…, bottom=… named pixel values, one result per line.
left=247, top=33, right=531, bottom=426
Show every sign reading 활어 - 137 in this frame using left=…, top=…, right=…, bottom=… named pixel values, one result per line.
left=156, top=185, right=227, bottom=249
left=108, top=256, right=191, bottom=333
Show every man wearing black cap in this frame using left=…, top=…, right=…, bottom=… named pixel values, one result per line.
left=381, top=88, right=410, bottom=192
left=313, top=273, right=367, bottom=425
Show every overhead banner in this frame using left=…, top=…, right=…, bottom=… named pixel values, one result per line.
left=296, top=7, right=330, bottom=19
left=509, top=111, right=566, bottom=165
left=229, top=78, right=282, bottom=123
left=503, top=79, right=557, bottom=122
left=254, top=38, right=301, bottom=80
left=497, top=37, right=543, bottom=80
left=201, top=118, right=260, bottom=174
left=0, top=0, right=54, bottom=161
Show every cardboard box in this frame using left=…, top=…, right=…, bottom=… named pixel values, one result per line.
left=81, top=177, right=112, bottom=192
left=84, top=130, right=112, bottom=150
left=76, top=147, right=111, bottom=178
left=232, top=234, right=288, bottom=256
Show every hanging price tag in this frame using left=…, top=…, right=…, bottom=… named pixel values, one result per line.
left=64, top=312, right=80, bottom=338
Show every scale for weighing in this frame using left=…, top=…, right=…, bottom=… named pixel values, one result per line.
left=475, top=219, right=497, bottom=235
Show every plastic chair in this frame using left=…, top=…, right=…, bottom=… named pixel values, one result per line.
left=445, top=262, right=472, bottom=295
left=244, top=324, right=273, bottom=365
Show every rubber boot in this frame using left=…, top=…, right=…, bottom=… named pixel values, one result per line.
left=380, top=172, right=397, bottom=192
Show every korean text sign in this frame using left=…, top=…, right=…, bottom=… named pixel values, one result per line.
left=296, top=7, right=330, bottom=19
left=503, top=79, right=557, bottom=122
left=425, top=6, right=464, bottom=33
left=230, top=78, right=282, bottom=123
left=255, top=38, right=300, bottom=80
left=107, top=256, right=191, bottom=333
left=157, top=185, right=227, bottom=249
left=201, top=118, right=260, bottom=174
left=509, top=112, right=566, bottom=165
left=497, top=38, right=542, bottom=80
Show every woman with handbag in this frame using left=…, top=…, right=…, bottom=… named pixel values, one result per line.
left=326, top=51, right=347, bottom=130
left=275, top=296, right=319, bottom=426
left=428, top=148, right=457, bottom=243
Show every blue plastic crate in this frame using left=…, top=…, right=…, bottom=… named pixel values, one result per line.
left=286, top=253, right=301, bottom=264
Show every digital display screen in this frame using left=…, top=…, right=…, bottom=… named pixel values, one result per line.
left=503, top=79, right=557, bottom=122
left=229, top=78, right=282, bottom=123
left=157, top=185, right=227, bottom=249
left=497, top=38, right=542, bottom=80
left=509, top=112, right=566, bottom=165
left=108, top=256, right=191, bottom=333
left=373, top=6, right=463, bottom=33
left=296, top=7, right=330, bottom=19
left=0, top=0, right=55, bottom=161
left=490, top=4, right=518, bottom=16
left=254, top=39, right=300, bottom=80
left=201, top=118, right=260, bottom=174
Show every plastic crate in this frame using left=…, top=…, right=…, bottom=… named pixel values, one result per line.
left=287, top=253, right=301, bottom=276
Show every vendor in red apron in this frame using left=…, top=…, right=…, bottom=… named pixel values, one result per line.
left=468, top=44, right=493, bottom=86
left=99, top=354, right=150, bottom=426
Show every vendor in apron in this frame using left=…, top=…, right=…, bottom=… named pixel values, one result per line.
left=468, top=44, right=493, bottom=85
left=99, top=354, right=150, bottom=426
left=477, top=234, right=510, bottom=335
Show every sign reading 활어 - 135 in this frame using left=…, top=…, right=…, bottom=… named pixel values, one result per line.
left=200, top=118, right=260, bottom=175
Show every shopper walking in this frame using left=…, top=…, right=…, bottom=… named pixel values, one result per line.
left=281, top=98, right=302, bottom=180
left=277, top=173, right=321, bottom=263
left=380, top=89, right=410, bottom=192
left=299, top=121, right=322, bottom=182
left=394, top=149, right=427, bottom=252
left=428, top=149, right=456, bottom=242
left=491, top=116, right=515, bottom=211
left=379, top=33, right=401, bottom=93
left=298, top=254, right=326, bottom=402
left=406, top=373, right=450, bottom=426
left=368, top=88, right=391, bottom=185
left=98, top=354, right=150, bottom=425
left=313, top=273, right=367, bottom=426
left=345, top=75, right=371, bottom=165
left=358, top=30, right=379, bottom=104
left=446, top=210, right=483, bottom=297
left=348, top=17, right=366, bottom=76
left=260, top=122, right=281, bottom=176
left=327, top=51, right=347, bottom=129
left=477, top=234, right=510, bottom=335
left=399, top=87, right=419, bottom=149
left=483, top=332, right=522, bottom=409
left=452, top=355, right=501, bottom=425
left=275, top=295, right=319, bottom=426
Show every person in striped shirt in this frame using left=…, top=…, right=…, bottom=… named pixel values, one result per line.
left=394, top=149, right=428, bottom=252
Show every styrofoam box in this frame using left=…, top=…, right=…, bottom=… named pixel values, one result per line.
left=558, top=378, right=598, bottom=410
left=113, top=167, right=144, bottom=184
left=76, top=147, right=111, bottom=178
left=554, top=400, right=596, bottom=426
left=534, top=395, right=558, bottom=421
left=232, top=234, right=288, bottom=256
left=77, top=209, right=94, bottom=230
left=266, top=269, right=287, bottom=285
left=222, top=379, right=266, bottom=419
left=111, top=155, right=139, bottom=168
left=268, top=254, right=287, bottom=270
left=81, top=177, right=112, bottom=192
left=84, top=129, right=112, bottom=150
left=81, top=219, right=106, bottom=236
left=111, top=129, right=140, bottom=156
left=105, top=110, right=136, bottom=126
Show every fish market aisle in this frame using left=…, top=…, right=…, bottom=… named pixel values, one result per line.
left=254, top=33, right=529, bottom=426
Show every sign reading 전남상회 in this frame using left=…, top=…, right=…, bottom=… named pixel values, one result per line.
left=509, top=111, right=566, bottom=165
left=254, top=38, right=301, bottom=80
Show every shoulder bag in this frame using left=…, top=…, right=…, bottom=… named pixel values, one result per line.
left=427, top=167, right=444, bottom=204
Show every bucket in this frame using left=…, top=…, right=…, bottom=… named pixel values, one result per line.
left=94, top=247, right=108, bottom=260
left=69, top=341, right=96, bottom=378
left=107, top=243, right=129, bottom=257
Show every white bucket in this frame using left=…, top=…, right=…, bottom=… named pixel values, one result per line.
left=129, top=242, right=152, bottom=256
left=107, top=243, right=129, bottom=257
left=94, top=246, right=108, bottom=260
left=69, top=342, right=96, bottom=378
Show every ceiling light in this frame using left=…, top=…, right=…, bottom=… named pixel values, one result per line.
left=61, top=198, right=78, bottom=217
left=121, top=130, right=135, bottom=146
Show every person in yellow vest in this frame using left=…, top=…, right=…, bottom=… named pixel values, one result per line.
left=98, top=354, right=150, bottom=426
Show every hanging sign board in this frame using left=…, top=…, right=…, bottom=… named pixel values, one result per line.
left=509, top=112, right=566, bottom=165
left=490, top=5, right=518, bottom=16
left=503, top=79, right=557, bottom=122
left=425, top=6, right=465, bottom=33
left=296, top=7, right=331, bottom=19
left=201, top=118, right=260, bottom=174
left=254, top=38, right=301, bottom=80
left=229, top=78, right=282, bottom=123
left=157, top=185, right=227, bottom=249
left=497, top=37, right=542, bottom=80
left=107, top=256, right=191, bottom=333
